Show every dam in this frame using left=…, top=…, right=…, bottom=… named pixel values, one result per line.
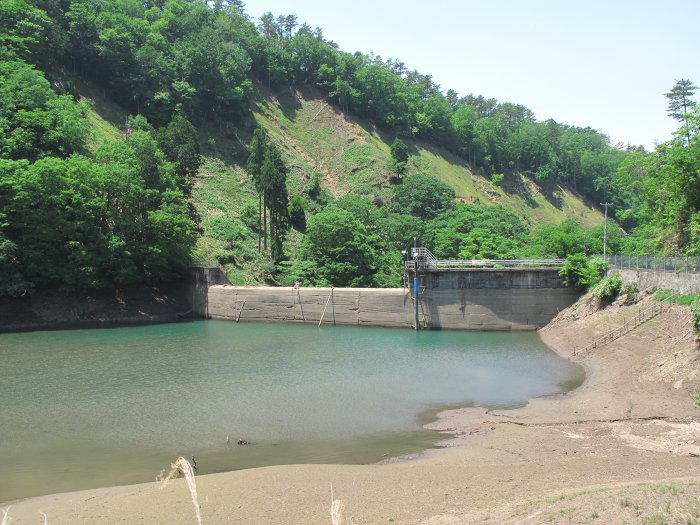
left=195, top=249, right=579, bottom=330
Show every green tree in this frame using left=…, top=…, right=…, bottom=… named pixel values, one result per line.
left=302, top=206, right=375, bottom=286
left=415, top=93, right=453, bottom=143
left=615, top=105, right=700, bottom=254
left=288, top=195, right=306, bottom=232
left=246, top=126, right=268, bottom=252
left=156, top=112, right=201, bottom=196
left=0, top=61, right=88, bottom=161
left=665, top=79, right=697, bottom=145
left=559, top=254, right=607, bottom=289
left=451, top=104, right=478, bottom=163
left=388, top=137, right=408, bottom=180
left=457, top=227, right=519, bottom=260
left=0, top=230, right=30, bottom=296
left=425, top=204, right=528, bottom=259
left=260, top=141, right=290, bottom=263
left=0, top=0, right=52, bottom=62
left=391, top=175, right=455, bottom=220
left=526, top=220, right=586, bottom=258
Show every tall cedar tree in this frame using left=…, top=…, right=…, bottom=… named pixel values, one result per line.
left=246, top=127, right=268, bottom=252
left=260, top=142, right=290, bottom=263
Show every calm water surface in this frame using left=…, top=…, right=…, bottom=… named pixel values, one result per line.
left=0, top=321, right=582, bottom=501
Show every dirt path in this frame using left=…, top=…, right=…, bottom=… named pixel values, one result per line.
left=5, top=294, right=699, bottom=524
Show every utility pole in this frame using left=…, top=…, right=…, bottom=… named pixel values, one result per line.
left=600, top=202, right=613, bottom=258
left=413, top=237, right=420, bottom=331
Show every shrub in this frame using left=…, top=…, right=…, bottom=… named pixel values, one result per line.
left=591, top=274, right=623, bottom=299
left=559, top=254, right=589, bottom=288
left=559, top=254, right=608, bottom=289
left=587, top=258, right=609, bottom=285
left=620, top=280, right=639, bottom=300
left=208, top=216, right=251, bottom=245
left=288, top=195, right=306, bottom=232
left=690, top=300, right=700, bottom=333
left=240, top=202, right=259, bottom=231
left=491, top=173, right=504, bottom=186
left=308, top=172, right=330, bottom=205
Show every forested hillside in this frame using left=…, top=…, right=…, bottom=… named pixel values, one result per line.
left=1, top=0, right=698, bottom=292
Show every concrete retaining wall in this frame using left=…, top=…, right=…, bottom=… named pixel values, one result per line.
left=202, top=269, right=579, bottom=330
left=613, top=268, right=700, bottom=295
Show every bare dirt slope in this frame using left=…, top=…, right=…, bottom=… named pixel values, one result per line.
left=4, top=294, right=699, bottom=524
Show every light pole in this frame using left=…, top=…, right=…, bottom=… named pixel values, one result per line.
left=413, top=237, right=419, bottom=331
left=600, top=202, right=613, bottom=258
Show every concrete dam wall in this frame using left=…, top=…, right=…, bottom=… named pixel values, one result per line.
left=206, top=286, right=415, bottom=328
left=200, top=268, right=579, bottom=331
left=418, top=269, right=579, bottom=330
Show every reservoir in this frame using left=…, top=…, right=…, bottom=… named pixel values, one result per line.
left=0, top=321, right=582, bottom=502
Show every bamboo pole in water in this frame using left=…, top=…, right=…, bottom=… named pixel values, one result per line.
left=318, top=287, right=334, bottom=328
left=297, top=286, right=305, bottom=321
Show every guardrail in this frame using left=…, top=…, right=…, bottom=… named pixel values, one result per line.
left=405, top=258, right=566, bottom=270
left=405, top=246, right=566, bottom=270
left=411, top=247, right=437, bottom=264
left=599, top=254, right=700, bottom=274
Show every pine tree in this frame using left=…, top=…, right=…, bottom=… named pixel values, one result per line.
left=665, top=79, right=697, bottom=145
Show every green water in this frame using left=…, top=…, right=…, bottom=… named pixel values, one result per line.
left=0, top=321, right=582, bottom=502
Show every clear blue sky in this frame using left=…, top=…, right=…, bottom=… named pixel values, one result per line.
left=245, top=0, right=700, bottom=150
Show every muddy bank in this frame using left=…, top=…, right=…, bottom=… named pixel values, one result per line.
left=0, top=282, right=196, bottom=333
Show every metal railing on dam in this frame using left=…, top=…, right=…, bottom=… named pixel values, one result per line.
left=599, top=254, right=700, bottom=274
left=405, top=247, right=565, bottom=271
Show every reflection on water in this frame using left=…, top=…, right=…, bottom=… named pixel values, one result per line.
left=0, top=321, right=582, bottom=501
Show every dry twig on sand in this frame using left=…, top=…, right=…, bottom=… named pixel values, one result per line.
left=158, top=456, right=203, bottom=525
left=330, top=484, right=345, bottom=525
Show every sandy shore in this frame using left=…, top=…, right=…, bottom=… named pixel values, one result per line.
left=4, top=294, right=700, bottom=524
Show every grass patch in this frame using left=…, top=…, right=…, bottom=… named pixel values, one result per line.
left=645, top=483, right=683, bottom=496
left=487, top=482, right=700, bottom=524
left=342, top=143, right=376, bottom=166
left=655, top=290, right=700, bottom=335
left=654, top=289, right=700, bottom=305
left=85, top=106, right=123, bottom=153
left=641, top=515, right=666, bottom=524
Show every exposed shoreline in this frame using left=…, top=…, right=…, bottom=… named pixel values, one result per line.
left=0, top=283, right=196, bottom=334
left=4, top=293, right=700, bottom=524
